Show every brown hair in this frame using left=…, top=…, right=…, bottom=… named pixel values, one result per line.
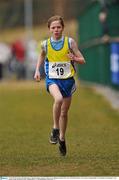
left=47, top=15, right=64, bottom=28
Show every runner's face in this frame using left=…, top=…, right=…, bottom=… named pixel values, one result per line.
left=49, top=20, right=64, bottom=40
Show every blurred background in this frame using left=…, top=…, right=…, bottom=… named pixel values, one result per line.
left=0, top=0, right=119, bottom=90
left=1, top=1, right=119, bottom=175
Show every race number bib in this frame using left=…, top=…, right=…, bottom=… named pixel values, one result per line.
left=49, top=62, right=71, bottom=79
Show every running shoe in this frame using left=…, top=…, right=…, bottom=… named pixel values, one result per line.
left=49, top=128, right=59, bottom=144
left=59, top=139, right=66, bottom=156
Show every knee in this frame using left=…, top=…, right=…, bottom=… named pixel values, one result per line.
left=60, top=109, right=68, bottom=118
left=55, top=96, right=63, bottom=105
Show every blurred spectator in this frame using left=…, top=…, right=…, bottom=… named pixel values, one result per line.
left=99, top=8, right=109, bottom=36
left=11, top=39, right=26, bottom=80
left=26, top=38, right=40, bottom=79
left=0, top=63, right=2, bottom=80
left=0, top=42, right=11, bottom=80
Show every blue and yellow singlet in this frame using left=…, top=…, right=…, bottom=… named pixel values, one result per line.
left=45, top=36, right=75, bottom=79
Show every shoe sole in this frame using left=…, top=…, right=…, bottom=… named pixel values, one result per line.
left=49, top=139, right=58, bottom=144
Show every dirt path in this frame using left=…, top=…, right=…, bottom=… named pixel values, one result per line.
left=81, top=81, right=119, bottom=111
left=93, top=84, right=119, bottom=111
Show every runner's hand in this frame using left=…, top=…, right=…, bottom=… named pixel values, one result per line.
left=34, top=71, right=41, bottom=82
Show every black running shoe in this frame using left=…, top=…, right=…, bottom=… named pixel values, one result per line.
left=59, top=139, right=66, bottom=156
left=49, top=128, right=59, bottom=144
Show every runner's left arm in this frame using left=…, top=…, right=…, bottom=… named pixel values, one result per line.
left=68, top=39, right=86, bottom=64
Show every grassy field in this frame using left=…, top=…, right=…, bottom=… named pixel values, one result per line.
left=0, top=80, right=119, bottom=176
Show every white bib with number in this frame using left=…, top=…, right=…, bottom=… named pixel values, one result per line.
left=49, top=62, right=71, bottom=79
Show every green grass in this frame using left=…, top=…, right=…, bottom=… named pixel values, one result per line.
left=0, top=81, right=119, bottom=176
